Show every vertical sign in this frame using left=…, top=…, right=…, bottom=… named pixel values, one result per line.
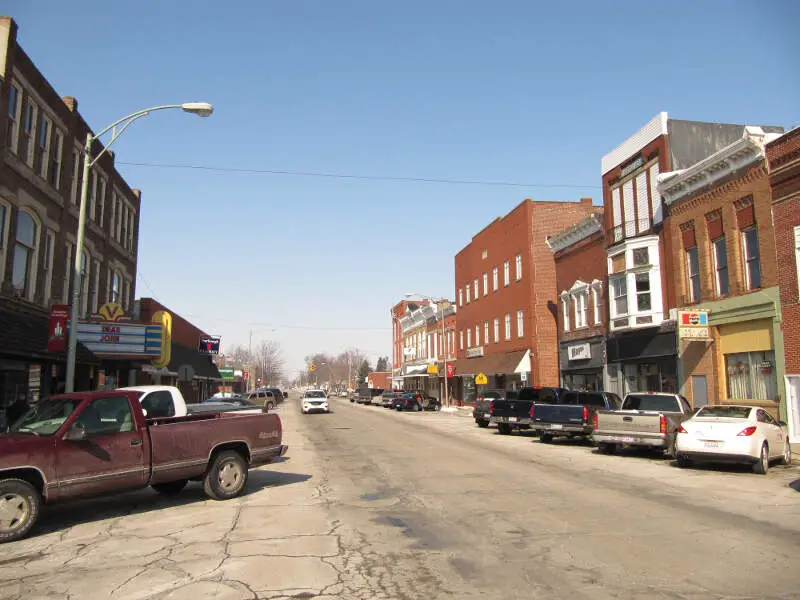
left=47, top=304, right=69, bottom=352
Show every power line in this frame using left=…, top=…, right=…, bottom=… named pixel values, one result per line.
left=117, top=161, right=601, bottom=189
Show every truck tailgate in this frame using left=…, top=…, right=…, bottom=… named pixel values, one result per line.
left=532, top=404, right=585, bottom=426
left=595, top=411, right=663, bottom=434
left=490, top=399, right=531, bottom=419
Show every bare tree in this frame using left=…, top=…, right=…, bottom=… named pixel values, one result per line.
left=254, top=340, right=285, bottom=386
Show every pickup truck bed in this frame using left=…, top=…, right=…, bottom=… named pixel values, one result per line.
left=0, top=390, right=288, bottom=543
left=490, top=387, right=566, bottom=434
left=531, top=391, right=621, bottom=442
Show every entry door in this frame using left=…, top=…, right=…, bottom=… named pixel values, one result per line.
left=692, top=375, right=708, bottom=409
left=786, top=375, right=800, bottom=444
left=623, top=364, right=638, bottom=394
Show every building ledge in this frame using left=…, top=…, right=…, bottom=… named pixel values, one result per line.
left=686, top=287, right=780, bottom=326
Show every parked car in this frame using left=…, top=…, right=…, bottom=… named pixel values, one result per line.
left=358, top=387, right=384, bottom=405
left=490, top=386, right=568, bottom=435
left=395, top=393, right=425, bottom=411
left=592, top=392, right=694, bottom=456
left=245, top=389, right=281, bottom=411
left=675, top=405, right=792, bottom=474
left=0, top=390, right=287, bottom=543
left=301, top=389, right=329, bottom=414
left=380, top=391, right=403, bottom=408
left=262, top=388, right=286, bottom=405
left=532, top=390, right=622, bottom=442
left=473, top=390, right=504, bottom=427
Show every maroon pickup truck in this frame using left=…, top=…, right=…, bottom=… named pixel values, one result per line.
left=0, top=390, right=288, bottom=543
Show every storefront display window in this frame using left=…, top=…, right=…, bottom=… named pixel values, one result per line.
left=726, top=351, right=777, bottom=400
left=562, top=372, right=602, bottom=392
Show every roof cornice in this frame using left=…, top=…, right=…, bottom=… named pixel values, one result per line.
left=547, top=213, right=603, bottom=254
left=659, top=127, right=781, bottom=206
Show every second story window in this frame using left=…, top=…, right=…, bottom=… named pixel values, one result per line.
left=492, top=267, right=498, bottom=291
left=561, top=293, right=570, bottom=331
left=473, top=278, right=478, bottom=300
left=475, top=325, right=480, bottom=346
left=23, top=100, right=37, bottom=168
left=7, top=82, right=21, bottom=154
left=484, top=320, right=489, bottom=343
left=515, top=254, right=522, bottom=280
left=460, top=329, right=464, bottom=350
left=686, top=246, right=701, bottom=303
left=517, top=309, right=524, bottom=337
left=503, top=260, right=510, bottom=286
left=574, top=292, right=588, bottom=328
left=483, top=273, right=488, bottom=296
left=493, top=318, right=499, bottom=343
left=466, top=284, right=471, bottom=303
left=70, top=149, right=80, bottom=204
left=111, top=270, right=122, bottom=304
left=11, top=210, right=39, bottom=300
left=742, top=227, right=761, bottom=290
left=49, top=130, right=63, bottom=188
left=504, top=313, right=511, bottom=340
left=712, top=237, right=729, bottom=296
left=635, top=272, right=651, bottom=311
left=37, top=114, right=51, bottom=179
left=610, top=276, right=627, bottom=317
left=467, top=328, right=472, bottom=347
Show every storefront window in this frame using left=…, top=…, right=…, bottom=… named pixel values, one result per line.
left=726, top=351, right=777, bottom=400
left=562, top=372, right=602, bottom=391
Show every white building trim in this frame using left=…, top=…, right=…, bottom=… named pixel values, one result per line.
left=546, top=213, right=603, bottom=254
left=602, top=112, right=668, bottom=175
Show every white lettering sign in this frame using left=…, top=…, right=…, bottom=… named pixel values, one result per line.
left=466, top=346, right=485, bottom=358
left=567, top=343, right=591, bottom=361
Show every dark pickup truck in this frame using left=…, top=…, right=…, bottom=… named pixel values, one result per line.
left=490, top=386, right=567, bottom=435
left=0, top=390, right=288, bottom=543
left=472, top=390, right=505, bottom=427
left=531, top=390, right=621, bottom=442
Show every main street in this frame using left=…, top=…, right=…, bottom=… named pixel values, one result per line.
left=2, top=396, right=799, bottom=599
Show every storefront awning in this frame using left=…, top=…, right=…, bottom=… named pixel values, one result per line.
left=404, top=364, right=430, bottom=376
left=453, top=349, right=530, bottom=377
left=167, top=343, right=221, bottom=380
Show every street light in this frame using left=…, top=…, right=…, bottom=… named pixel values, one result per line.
left=65, top=102, right=214, bottom=392
left=405, top=292, right=451, bottom=409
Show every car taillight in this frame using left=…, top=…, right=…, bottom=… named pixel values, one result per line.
left=489, top=400, right=494, bottom=415
left=529, top=404, right=535, bottom=418
left=582, top=406, right=589, bottom=422
left=592, top=413, right=599, bottom=430
left=277, top=415, right=282, bottom=438
left=678, top=425, right=688, bottom=434
left=737, top=425, right=757, bottom=437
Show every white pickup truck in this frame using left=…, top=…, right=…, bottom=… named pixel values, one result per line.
left=117, top=385, right=263, bottom=418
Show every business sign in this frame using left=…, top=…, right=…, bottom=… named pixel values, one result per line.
left=679, top=310, right=710, bottom=340
left=427, top=364, right=439, bottom=375
left=466, top=346, right=485, bottom=358
left=219, top=367, right=235, bottom=380
left=446, top=362, right=455, bottom=378
left=475, top=372, right=488, bottom=385
left=47, top=304, right=69, bottom=352
left=567, top=342, right=591, bottom=361
left=74, top=321, right=162, bottom=356
left=150, top=310, right=172, bottom=368
left=199, top=335, right=220, bottom=355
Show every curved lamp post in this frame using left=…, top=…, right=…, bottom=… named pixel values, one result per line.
left=65, top=103, right=214, bottom=392
left=405, top=292, right=450, bottom=408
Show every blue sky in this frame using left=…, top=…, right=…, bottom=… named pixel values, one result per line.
left=8, top=1, right=798, bottom=376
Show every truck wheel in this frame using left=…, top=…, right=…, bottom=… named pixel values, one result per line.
left=497, top=423, right=513, bottom=435
left=676, top=454, right=692, bottom=468
left=204, top=451, right=249, bottom=500
left=0, top=479, right=41, bottom=543
left=752, top=443, right=769, bottom=475
left=540, top=433, right=554, bottom=443
left=598, top=443, right=616, bottom=454
left=477, top=420, right=489, bottom=428
left=152, top=480, right=188, bottom=495
left=266, top=402, right=274, bottom=411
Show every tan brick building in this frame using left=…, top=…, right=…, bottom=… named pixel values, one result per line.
left=548, top=211, right=606, bottom=390
left=659, top=127, right=784, bottom=417
left=767, top=126, right=800, bottom=442
left=452, top=198, right=596, bottom=402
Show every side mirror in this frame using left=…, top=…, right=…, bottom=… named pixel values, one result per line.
left=64, top=422, right=87, bottom=441
left=141, top=408, right=148, bottom=417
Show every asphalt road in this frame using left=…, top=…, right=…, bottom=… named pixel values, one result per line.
left=2, top=395, right=798, bottom=599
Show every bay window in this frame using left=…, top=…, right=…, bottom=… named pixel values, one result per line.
left=635, top=272, right=651, bottom=311
left=610, top=276, right=627, bottom=317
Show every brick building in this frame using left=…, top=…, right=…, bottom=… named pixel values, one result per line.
left=0, top=17, right=141, bottom=407
left=767, top=126, right=800, bottom=443
left=548, top=211, right=606, bottom=390
left=452, top=198, right=596, bottom=402
left=136, top=298, right=221, bottom=403
left=601, top=112, right=782, bottom=397
left=660, top=127, right=784, bottom=416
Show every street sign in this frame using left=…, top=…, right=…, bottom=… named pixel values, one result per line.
left=521, top=372, right=528, bottom=382
left=198, top=336, right=220, bottom=355
left=475, top=372, right=488, bottom=385
left=309, top=363, right=317, bottom=372
left=219, top=367, right=235, bottom=380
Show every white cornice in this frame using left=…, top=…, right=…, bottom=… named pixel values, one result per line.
left=659, top=127, right=782, bottom=206
left=547, top=213, right=603, bottom=254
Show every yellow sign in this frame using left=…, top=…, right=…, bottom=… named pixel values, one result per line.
left=309, top=363, right=317, bottom=372
left=96, top=302, right=127, bottom=322
left=150, top=310, right=172, bottom=368
left=427, top=364, right=438, bottom=375
left=475, top=372, right=488, bottom=385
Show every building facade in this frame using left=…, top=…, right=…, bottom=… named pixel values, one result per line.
left=396, top=300, right=455, bottom=399
left=0, top=17, right=141, bottom=408
left=601, top=112, right=782, bottom=398
left=767, top=126, right=800, bottom=443
left=548, top=212, right=607, bottom=391
left=660, top=127, right=784, bottom=416
left=453, top=198, right=596, bottom=402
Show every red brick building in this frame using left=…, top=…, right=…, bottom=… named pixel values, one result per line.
left=452, top=198, right=596, bottom=401
left=548, top=211, right=606, bottom=390
left=136, top=298, right=221, bottom=403
left=767, top=126, right=800, bottom=442
left=660, top=127, right=784, bottom=415
left=601, top=113, right=782, bottom=397
left=367, top=371, right=391, bottom=390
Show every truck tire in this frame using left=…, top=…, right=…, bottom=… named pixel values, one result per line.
left=752, top=443, right=769, bottom=475
left=0, top=478, right=41, bottom=544
left=497, top=423, right=513, bottom=435
left=152, top=480, right=188, bottom=495
left=540, top=433, right=554, bottom=443
left=476, top=420, right=489, bottom=428
left=676, top=454, right=692, bottom=468
left=266, top=401, right=274, bottom=411
left=598, top=443, right=616, bottom=454
left=204, top=451, right=249, bottom=500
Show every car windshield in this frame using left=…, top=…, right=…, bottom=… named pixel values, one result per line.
left=8, top=398, right=83, bottom=436
left=623, top=394, right=680, bottom=412
left=695, top=406, right=751, bottom=419
left=305, top=391, right=326, bottom=398
left=479, top=391, right=502, bottom=399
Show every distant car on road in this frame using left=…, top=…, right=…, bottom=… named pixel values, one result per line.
left=675, top=405, right=791, bottom=474
left=301, top=389, right=329, bottom=414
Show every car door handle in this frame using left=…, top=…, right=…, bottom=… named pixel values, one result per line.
left=130, top=439, right=142, bottom=447
left=622, top=416, right=633, bottom=422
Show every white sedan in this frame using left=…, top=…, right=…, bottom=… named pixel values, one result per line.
left=675, top=405, right=791, bottom=474
left=301, top=390, right=329, bottom=414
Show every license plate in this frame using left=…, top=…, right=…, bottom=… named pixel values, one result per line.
left=507, top=417, right=518, bottom=423
left=484, top=413, right=491, bottom=418
left=551, top=424, right=563, bottom=430
left=620, top=437, right=635, bottom=444
left=704, top=441, right=723, bottom=448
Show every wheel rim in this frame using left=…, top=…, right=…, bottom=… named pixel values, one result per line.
left=761, top=446, right=768, bottom=471
left=0, top=493, right=28, bottom=532
left=218, top=461, right=243, bottom=491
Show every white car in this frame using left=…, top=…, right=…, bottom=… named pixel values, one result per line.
left=675, top=405, right=791, bottom=474
left=301, top=390, right=329, bottom=414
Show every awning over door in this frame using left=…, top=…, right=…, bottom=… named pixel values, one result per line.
left=404, top=364, right=429, bottom=376
left=453, top=349, right=530, bottom=377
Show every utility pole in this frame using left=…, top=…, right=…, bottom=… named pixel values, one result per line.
left=347, top=351, right=352, bottom=391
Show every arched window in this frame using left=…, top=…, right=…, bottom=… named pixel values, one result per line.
left=11, top=210, right=39, bottom=299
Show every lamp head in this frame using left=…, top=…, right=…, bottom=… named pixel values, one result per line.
left=181, top=102, right=214, bottom=117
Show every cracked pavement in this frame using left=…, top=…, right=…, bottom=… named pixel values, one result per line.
left=1, top=398, right=799, bottom=599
